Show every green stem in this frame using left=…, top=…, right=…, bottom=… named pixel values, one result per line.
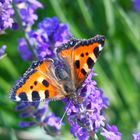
left=0, top=56, right=19, bottom=79
left=77, top=0, right=94, bottom=30
left=49, top=0, right=82, bottom=37
left=12, top=2, right=37, bottom=60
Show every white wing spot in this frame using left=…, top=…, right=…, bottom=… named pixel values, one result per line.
left=99, top=44, right=103, bottom=51
left=16, top=96, right=21, bottom=101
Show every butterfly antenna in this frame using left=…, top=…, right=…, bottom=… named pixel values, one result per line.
left=59, top=101, right=71, bottom=125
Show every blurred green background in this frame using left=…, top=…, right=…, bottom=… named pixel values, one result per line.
left=0, top=0, right=140, bottom=139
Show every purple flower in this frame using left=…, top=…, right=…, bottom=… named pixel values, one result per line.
left=15, top=0, right=43, bottom=30
left=64, top=71, right=108, bottom=139
left=0, top=45, right=6, bottom=59
left=101, top=124, right=122, bottom=140
left=16, top=101, right=62, bottom=136
left=69, top=120, right=89, bottom=140
left=44, top=113, right=62, bottom=130
left=43, top=113, right=62, bottom=136
left=17, top=16, right=71, bottom=61
left=15, top=16, right=72, bottom=136
left=17, top=38, right=33, bottom=61
left=0, top=0, right=14, bottom=31
left=133, top=132, right=140, bottom=140
left=29, top=17, right=72, bottom=60
left=133, top=0, right=140, bottom=12
left=0, top=0, right=43, bottom=31
left=19, top=121, right=36, bottom=128
left=13, top=7, right=109, bottom=138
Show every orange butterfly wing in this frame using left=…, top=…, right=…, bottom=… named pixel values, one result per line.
left=57, top=38, right=79, bottom=91
left=10, top=35, right=105, bottom=102
left=58, top=35, right=105, bottom=88
left=9, top=59, right=66, bottom=102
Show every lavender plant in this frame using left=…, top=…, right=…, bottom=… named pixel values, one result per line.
left=18, top=17, right=71, bottom=61
left=0, top=0, right=14, bottom=31
left=14, top=20, right=120, bottom=139
left=101, top=124, right=122, bottom=140
left=133, top=132, right=140, bottom=140
left=14, top=12, right=110, bottom=139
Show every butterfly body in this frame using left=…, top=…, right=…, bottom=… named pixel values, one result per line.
left=9, top=35, right=105, bottom=103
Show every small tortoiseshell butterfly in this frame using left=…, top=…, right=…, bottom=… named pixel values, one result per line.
left=9, top=35, right=105, bottom=102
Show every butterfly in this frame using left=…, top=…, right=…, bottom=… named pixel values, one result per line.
left=9, top=35, right=105, bottom=103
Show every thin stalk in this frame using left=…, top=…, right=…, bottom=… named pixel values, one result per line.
left=12, top=2, right=37, bottom=60
left=77, top=0, right=94, bottom=30
left=113, top=1, right=140, bottom=53
left=103, top=0, right=115, bottom=35
left=49, top=0, right=82, bottom=37
left=0, top=57, right=19, bottom=79
left=108, top=60, right=137, bottom=124
left=0, top=76, right=11, bottom=92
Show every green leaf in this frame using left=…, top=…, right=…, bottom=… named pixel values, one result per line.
left=77, top=0, right=94, bottom=30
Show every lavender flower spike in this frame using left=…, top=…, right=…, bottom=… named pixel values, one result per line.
left=15, top=0, right=43, bottom=30
left=101, top=124, right=122, bottom=140
left=65, top=71, right=108, bottom=139
left=28, top=17, right=72, bottom=60
left=16, top=101, right=62, bottom=136
left=17, top=38, right=33, bottom=61
left=0, top=0, right=14, bottom=31
left=43, top=113, right=62, bottom=136
left=133, top=132, right=140, bottom=140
